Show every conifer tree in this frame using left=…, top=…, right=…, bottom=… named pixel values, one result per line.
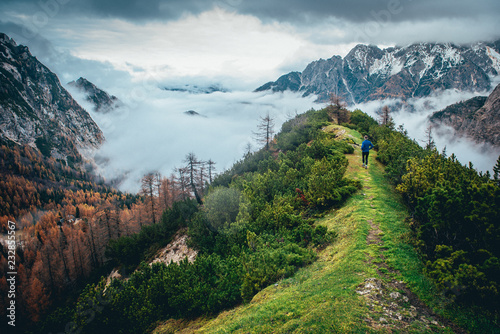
left=493, top=155, right=500, bottom=186
left=424, top=125, right=436, bottom=151
left=207, top=159, right=216, bottom=184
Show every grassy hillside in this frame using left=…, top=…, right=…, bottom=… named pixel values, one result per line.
left=154, top=125, right=497, bottom=334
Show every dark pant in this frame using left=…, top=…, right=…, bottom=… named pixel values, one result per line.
left=362, top=151, right=369, bottom=165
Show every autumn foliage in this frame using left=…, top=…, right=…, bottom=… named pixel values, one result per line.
left=0, top=141, right=200, bottom=327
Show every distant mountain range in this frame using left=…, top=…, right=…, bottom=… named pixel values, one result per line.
left=256, top=40, right=500, bottom=104
left=68, top=77, right=121, bottom=113
left=430, top=83, right=500, bottom=147
left=0, top=33, right=103, bottom=161
left=163, top=83, right=229, bottom=94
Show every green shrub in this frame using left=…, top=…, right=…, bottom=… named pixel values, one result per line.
left=375, top=120, right=500, bottom=310
left=241, top=238, right=316, bottom=302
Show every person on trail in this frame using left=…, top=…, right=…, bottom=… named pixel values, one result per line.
left=361, top=135, right=374, bottom=169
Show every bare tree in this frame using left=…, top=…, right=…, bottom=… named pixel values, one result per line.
left=327, top=93, right=350, bottom=124
left=175, top=167, right=189, bottom=200
left=207, top=159, right=216, bottom=184
left=253, top=113, right=275, bottom=150
left=140, top=172, right=159, bottom=224
left=198, top=160, right=207, bottom=194
left=423, top=125, right=436, bottom=150
left=159, top=176, right=170, bottom=213
left=329, top=92, right=346, bottom=109
left=378, top=105, right=394, bottom=127
left=155, top=172, right=162, bottom=211
left=184, top=153, right=203, bottom=204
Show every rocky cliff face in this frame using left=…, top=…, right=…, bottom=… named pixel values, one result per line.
left=68, top=77, right=121, bottom=113
left=430, top=83, right=500, bottom=146
left=0, top=33, right=104, bottom=161
left=256, top=41, right=500, bottom=104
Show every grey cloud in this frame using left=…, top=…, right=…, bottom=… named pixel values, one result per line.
left=1, top=0, right=499, bottom=23
left=236, top=0, right=500, bottom=23
left=0, top=0, right=211, bottom=21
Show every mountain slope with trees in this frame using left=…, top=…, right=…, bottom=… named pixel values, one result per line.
left=194, top=127, right=461, bottom=333
left=34, top=107, right=363, bottom=334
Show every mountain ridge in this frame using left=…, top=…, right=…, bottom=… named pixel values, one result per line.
left=430, top=83, right=500, bottom=146
left=256, top=40, right=500, bottom=104
left=0, top=33, right=104, bottom=162
left=68, top=77, right=121, bottom=113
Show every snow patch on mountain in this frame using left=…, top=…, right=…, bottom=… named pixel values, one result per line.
left=486, top=46, right=500, bottom=73
left=441, top=45, right=462, bottom=66
left=256, top=39, right=500, bottom=104
left=369, top=53, right=403, bottom=77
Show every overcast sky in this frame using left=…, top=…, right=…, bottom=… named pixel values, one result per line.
left=1, top=0, right=499, bottom=191
left=1, top=0, right=499, bottom=87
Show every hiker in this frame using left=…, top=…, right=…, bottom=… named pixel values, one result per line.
left=361, top=135, right=374, bottom=169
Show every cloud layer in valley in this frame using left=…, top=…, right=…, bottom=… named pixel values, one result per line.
left=355, top=89, right=500, bottom=176
left=67, top=85, right=322, bottom=193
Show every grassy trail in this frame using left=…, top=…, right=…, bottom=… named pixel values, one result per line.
left=155, top=126, right=465, bottom=334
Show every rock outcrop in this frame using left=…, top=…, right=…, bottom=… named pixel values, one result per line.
left=430, top=83, right=500, bottom=147
left=68, top=77, right=121, bottom=113
left=0, top=33, right=103, bottom=161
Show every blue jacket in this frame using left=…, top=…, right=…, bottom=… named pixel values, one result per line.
left=361, top=140, right=374, bottom=152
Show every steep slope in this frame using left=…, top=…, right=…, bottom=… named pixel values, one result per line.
left=153, top=127, right=470, bottom=334
left=256, top=41, right=500, bottom=104
left=68, top=77, right=121, bottom=113
left=430, top=83, right=500, bottom=146
left=0, top=33, right=103, bottom=161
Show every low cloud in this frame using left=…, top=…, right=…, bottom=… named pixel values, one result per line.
left=355, top=89, right=500, bottom=175
left=80, top=83, right=500, bottom=194
left=68, top=85, right=322, bottom=193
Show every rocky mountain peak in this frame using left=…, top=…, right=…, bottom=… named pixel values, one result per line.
left=68, top=77, right=121, bottom=113
left=0, top=33, right=104, bottom=163
left=0, top=33, right=15, bottom=46
left=345, top=44, right=385, bottom=69
left=256, top=40, right=500, bottom=105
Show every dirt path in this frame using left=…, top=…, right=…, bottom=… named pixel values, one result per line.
left=344, top=134, right=467, bottom=333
